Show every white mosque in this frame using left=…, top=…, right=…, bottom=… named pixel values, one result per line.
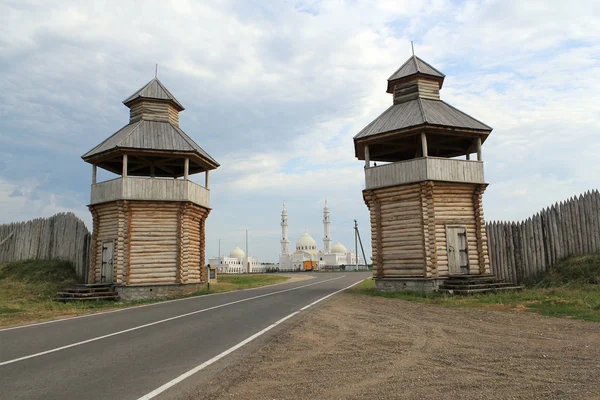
left=208, top=247, right=265, bottom=274
left=278, top=200, right=360, bottom=271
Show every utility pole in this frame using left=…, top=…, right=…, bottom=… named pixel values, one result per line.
left=218, top=238, right=221, bottom=270
left=246, top=230, right=249, bottom=274
left=354, top=220, right=359, bottom=270
left=356, top=222, right=368, bottom=271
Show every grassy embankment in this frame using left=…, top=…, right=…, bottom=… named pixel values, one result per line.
left=351, top=254, right=600, bottom=322
left=0, top=260, right=289, bottom=328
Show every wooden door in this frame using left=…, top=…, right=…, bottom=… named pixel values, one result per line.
left=101, top=241, right=114, bottom=283
left=446, top=226, right=469, bottom=275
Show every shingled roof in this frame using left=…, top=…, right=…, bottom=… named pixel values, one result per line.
left=354, top=98, right=491, bottom=140
left=122, top=77, right=185, bottom=110
left=82, top=120, right=218, bottom=166
left=388, top=55, right=445, bottom=82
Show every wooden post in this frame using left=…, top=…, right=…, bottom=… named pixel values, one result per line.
left=205, top=170, right=210, bottom=188
left=184, top=158, right=189, bottom=180
left=92, top=165, right=97, bottom=185
left=364, top=145, right=370, bottom=169
left=466, top=153, right=470, bottom=160
left=421, top=132, right=428, bottom=157
left=122, top=154, right=128, bottom=177
left=476, top=137, right=482, bottom=161
left=150, top=165, right=155, bottom=178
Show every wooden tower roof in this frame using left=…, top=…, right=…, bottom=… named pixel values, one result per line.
left=123, top=77, right=185, bottom=110
left=354, top=55, right=492, bottom=162
left=82, top=77, right=219, bottom=176
left=386, top=56, right=445, bottom=93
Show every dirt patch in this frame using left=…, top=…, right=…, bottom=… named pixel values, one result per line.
left=189, top=294, right=600, bottom=400
left=278, top=274, right=314, bottom=284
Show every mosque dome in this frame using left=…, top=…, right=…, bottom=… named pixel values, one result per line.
left=229, top=247, right=245, bottom=258
left=296, top=231, right=317, bottom=251
left=331, top=242, right=348, bottom=254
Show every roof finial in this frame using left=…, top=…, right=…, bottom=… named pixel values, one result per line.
left=155, top=63, right=158, bottom=78
left=411, top=41, right=415, bottom=56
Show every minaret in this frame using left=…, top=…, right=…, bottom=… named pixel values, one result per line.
left=323, top=198, right=331, bottom=253
left=281, top=202, right=290, bottom=255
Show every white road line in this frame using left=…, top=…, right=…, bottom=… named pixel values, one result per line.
left=137, top=277, right=366, bottom=400
left=0, top=275, right=313, bottom=332
left=0, top=275, right=346, bottom=367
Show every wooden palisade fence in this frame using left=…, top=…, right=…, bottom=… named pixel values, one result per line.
left=0, top=213, right=91, bottom=280
left=486, top=190, right=600, bottom=284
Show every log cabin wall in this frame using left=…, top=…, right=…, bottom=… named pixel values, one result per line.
left=179, top=203, right=209, bottom=284
left=129, top=100, right=180, bottom=126
left=393, top=78, right=441, bottom=104
left=128, top=202, right=180, bottom=285
left=89, top=200, right=209, bottom=286
left=432, top=182, right=490, bottom=276
left=364, top=181, right=490, bottom=280
left=88, top=201, right=128, bottom=284
left=363, top=183, right=426, bottom=279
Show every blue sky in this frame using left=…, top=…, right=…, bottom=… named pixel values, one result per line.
left=1, top=0, right=599, bottom=262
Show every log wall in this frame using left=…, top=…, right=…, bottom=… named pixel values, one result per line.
left=432, top=182, right=490, bottom=276
left=129, top=100, right=179, bottom=126
left=487, top=190, right=600, bottom=284
left=0, top=213, right=90, bottom=280
left=89, top=200, right=209, bottom=286
left=393, top=78, right=440, bottom=103
left=89, top=202, right=124, bottom=283
left=363, top=181, right=490, bottom=279
left=364, top=183, right=426, bottom=278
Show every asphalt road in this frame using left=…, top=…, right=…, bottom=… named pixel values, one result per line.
left=0, top=272, right=369, bottom=400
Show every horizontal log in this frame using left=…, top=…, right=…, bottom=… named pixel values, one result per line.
left=128, top=278, right=178, bottom=284
left=381, top=268, right=425, bottom=274
left=382, top=254, right=425, bottom=261
left=128, top=272, right=177, bottom=278
left=128, top=267, right=177, bottom=274
left=129, top=250, right=178, bottom=255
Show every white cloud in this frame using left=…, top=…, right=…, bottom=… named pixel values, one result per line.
left=1, top=0, right=599, bottom=261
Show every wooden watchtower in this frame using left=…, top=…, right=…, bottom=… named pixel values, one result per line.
left=354, top=56, right=492, bottom=291
left=82, top=77, right=219, bottom=297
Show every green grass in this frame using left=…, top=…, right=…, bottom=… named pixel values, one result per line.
left=0, top=261, right=290, bottom=328
left=204, top=274, right=289, bottom=293
left=350, top=255, right=600, bottom=322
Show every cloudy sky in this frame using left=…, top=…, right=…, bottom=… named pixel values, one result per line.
left=1, top=0, right=599, bottom=262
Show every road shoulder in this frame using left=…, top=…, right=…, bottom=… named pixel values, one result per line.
left=186, top=293, right=600, bottom=400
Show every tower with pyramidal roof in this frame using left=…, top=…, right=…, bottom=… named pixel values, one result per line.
left=82, top=77, right=219, bottom=298
left=354, top=55, right=492, bottom=291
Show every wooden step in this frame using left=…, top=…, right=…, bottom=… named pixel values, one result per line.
left=56, top=296, right=120, bottom=302
left=440, top=282, right=516, bottom=290
left=445, top=277, right=501, bottom=283
left=62, top=287, right=112, bottom=293
left=57, top=291, right=119, bottom=298
left=73, top=283, right=113, bottom=288
left=438, top=286, right=524, bottom=295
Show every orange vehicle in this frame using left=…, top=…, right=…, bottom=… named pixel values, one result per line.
left=303, top=260, right=317, bottom=271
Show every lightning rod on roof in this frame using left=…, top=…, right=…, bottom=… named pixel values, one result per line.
left=155, top=63, right=158, bottom=78
left=411, top=41, right=415, bottom=56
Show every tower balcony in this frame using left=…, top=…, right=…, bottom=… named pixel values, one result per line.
left=365, top=157, right=484, bottom=190
left=90, top=176, right=210, bottom=208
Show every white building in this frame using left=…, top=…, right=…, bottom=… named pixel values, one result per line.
left=279, top=200, right=360, bottom=272
left=208, top=247, right=265, bottom=274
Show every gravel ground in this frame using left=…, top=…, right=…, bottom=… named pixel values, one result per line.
left=188, top=294, right=600, bottom=400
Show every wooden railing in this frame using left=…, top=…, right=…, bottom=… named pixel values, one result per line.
left=91, top=177, right=210, bottom=207
left=365, top=157, right=484, bottom=189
